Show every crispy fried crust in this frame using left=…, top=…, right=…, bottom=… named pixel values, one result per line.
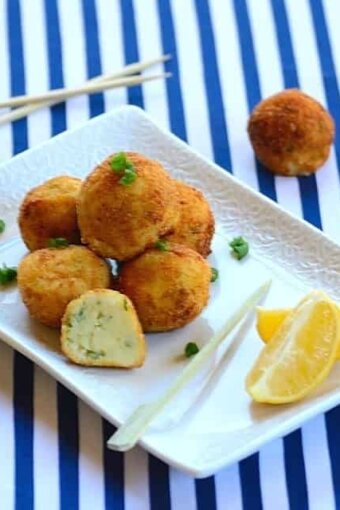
left=61, top=289, right=146, bottom=367
left=17, top=246, right=111, bottom=328
left=248, top=89, right=335, bottom=176
left=18, top=176, right=82, bottom=251
left=77, top=152, right=179, bottom=261
left=164, top=181, right=214, bottom=257
left=119, top=244, right=211, bottom=332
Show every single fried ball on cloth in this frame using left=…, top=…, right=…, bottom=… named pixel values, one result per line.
left=17, top=245, right=111, bottom=328
left=118, top=243, right=211, bottom=332
left=164, top=180, right=215, bottom=257
left=77, top=152, right=179, bottom=261
left=247, top=89, right=335, bottom=176
left=18, top=176, right=82, bottom=251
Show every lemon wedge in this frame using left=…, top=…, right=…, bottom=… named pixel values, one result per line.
left=256, top=305, right=340, bottom=359
left=247, top=290, right=340, bottom=404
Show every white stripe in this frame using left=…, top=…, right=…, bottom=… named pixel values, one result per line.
left=247, top=0, right=303, bottom=218
left=21, top=0, right=50, bottom=148
left=171, top=0, right=214, bottom=159
left=33, top=367, right=59, bottom=510
left=259, top=439, right=289, bottom=510
left=169, top=468, right=197, bottom=510
left=209, top=0, right=259, bottom=189
left=323, top=0, right=340, bottom=85
left=58, top=0, right=88, bottom=128
left=78, top=402, right=105, bottom=510
left=215, top=463, right=243, bottom=510
left=0, top=0, right=12, bottom=162
left=0, top=344, right=14, bottom=508
left=95, top=0, right=127, bottom=111
left=124, top=447, right=150, bottom=510
left=285, top=0, right=340, bottom=241
left=133, top=0, right=169, bottom=130
left=302, top=414, right=336, bottom=510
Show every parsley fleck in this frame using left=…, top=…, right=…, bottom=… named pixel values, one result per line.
left=0, top=219, right=5, bottom=234
left=154, top=239, right=169, bottom=251
left=123, top=299, right=128, bottom=311
left=229, top=236, right=249, bottom=260
left=211, top=267, right=219, bottom=282
left=110, top=152, right=137, bottom=186
left=185, top=342, right=199, bottom=358
left=48, top=237, right=69, bottom=248
left=0, top=265, right=17, bottom=285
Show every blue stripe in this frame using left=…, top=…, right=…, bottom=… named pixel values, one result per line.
left=233, top=0, right=277, bottom=200
left=103, top=421, right=125, bottom=510
left=57, top=385, right=79, bottom=510
left=7, top=2, right=34, bottom=507
left=239, top=453, right=263, bottom=510
left=120, top=0, right=144, bottom=108
left=283, top=430, right=309, bottom=510
left=271, top=0, right=322, bottom=229
left=194, top=0, right=231, bottom=171
left=325, top=406, right=340, bottom=508
left=148, top=455, right=171, bottom=510
left=44, top=0, right=66, bottom=135
left=195, top=476, right=217, bottom=510
left=14, top=353, right=34, bottom=510
left=81, top=0, right=104, bottom=118
left=308, top=0, right=340, bottom=174
left=7, top=0, right=28, bottom=154
left=157, top=0, right=187, bottom=141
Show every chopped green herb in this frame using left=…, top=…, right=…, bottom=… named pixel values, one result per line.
left=0, top=219, right=5, bottom=234
left=184, top=342, right=199, bottom=358
left=0, top=264, right=17, bottom=285
left=110, top=152, right=137, bottom=186
left=48, top=237, right=69, bottom=248
left=123, top=299, right=128, bottom=311
left=86, top=349, right=106, bottom=360
left=110, top=152, right=129, bottom=172
left=211, top=267, right=219, bottom=282
left=120, top=168, right=137, bottom=185
left=229, top=236, right=249, bottom=260
left=154, top=239, right=169, bottom=251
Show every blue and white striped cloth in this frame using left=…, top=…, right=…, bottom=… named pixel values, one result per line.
left=1, top=0, right=340, bottom=508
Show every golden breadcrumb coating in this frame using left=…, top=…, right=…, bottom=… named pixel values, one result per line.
left=77, top=152, right=179, bottom=261
left=119, top=244, right=211, bottom=332
left=17, top=246, right=111, bottom=328
left=61, top=289, right=146, bottom=367
left=248, top=89, right=335, bottom=176
left=165, top=180, right=214, bottom=257
left=18, top=176, right=81, bottom=251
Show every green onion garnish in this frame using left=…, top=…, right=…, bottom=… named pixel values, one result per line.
left=229, top=236, right=249, bottom=260
left=184, top=342, right=199, bottom=358
left=110, top=152, right=137, bottom=186
left=0, top=265, right=17, bottom=285
left=48, top=237, right=69, bottom=248
left=0, top=219, right=5, bottom=234
left=154, top=239, right=169, bottom=251
left=211, top=267, right=219, bottom=282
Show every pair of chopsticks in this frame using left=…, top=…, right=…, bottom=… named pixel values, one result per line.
left=0, top=54, right=171, bottom=126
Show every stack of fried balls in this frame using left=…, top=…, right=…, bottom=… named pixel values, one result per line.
left=17, top=152, right=215, bottom=339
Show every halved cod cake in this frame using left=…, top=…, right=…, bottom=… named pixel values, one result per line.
left=61, top=289, right=146, bottom=367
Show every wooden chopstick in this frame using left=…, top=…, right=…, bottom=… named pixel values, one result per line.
left=0, top=54, right=171, bottom=126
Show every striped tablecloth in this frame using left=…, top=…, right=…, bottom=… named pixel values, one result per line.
left=1, top=0, right=340, bottom=508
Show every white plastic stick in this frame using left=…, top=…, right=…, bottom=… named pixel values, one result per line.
left=107, top=280, right=271, bottom=452
left=0, top=54, right=171, bottom=126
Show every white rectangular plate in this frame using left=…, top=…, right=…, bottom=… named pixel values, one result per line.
left=1, top=106, right=340, bottom=478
